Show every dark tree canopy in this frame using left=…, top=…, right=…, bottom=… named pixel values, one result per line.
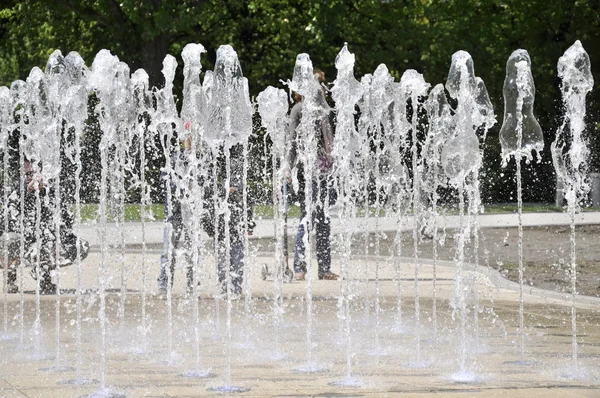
left=1, top=0, right=599, bottom=203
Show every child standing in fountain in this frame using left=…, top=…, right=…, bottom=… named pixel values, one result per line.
left=282, top=69, right=338, bottom=281
left=2, top=151, right=89, bottom=294
left=1, top=131, right=22, bottom=293
left=157, top=125, right=255, bottom=297
left=203, top=143, right=255, bottom=297
left=157, top=128, right=196, bottom=294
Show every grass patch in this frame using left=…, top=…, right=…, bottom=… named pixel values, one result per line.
left=482, top=203, right=564, bottom=213
left=253, top=204, right=384, bottom=218
left=254, top=204, right=300, bottom=219
left=78, top=203, right=164, bottom=222
left=73, top=202, right=597, bottom=222
left=482, top=203, right=600, bottom=213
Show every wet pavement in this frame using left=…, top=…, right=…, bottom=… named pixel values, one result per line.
left=1, top=213, right=600, bottom=397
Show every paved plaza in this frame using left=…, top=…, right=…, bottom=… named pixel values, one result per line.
left=1, top=213, right=600, bottom=397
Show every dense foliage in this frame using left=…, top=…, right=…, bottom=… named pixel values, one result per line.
left=1, top=0, right=599, bottom=204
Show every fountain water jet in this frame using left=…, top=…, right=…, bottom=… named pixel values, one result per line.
left=442, top=50, right=485, bottom=378
left=422, top=83, right=453, bottom=340
left=130, top=68, right=152, bottom=356
left=330, top=43, right=364, bottom=384
left=204, top=44, right=252, bottom=393
left=401, top=69, right=430, bottom=367
left=0, top=86, right=13, bottom=343
left=360, top=63, right=395, bottom=356
left=287, top=53, right=330, bottom=374
left=178, top=42, right=214, bottom=378
left=257, top=85, right=290, bottom=360
left=552, top=40, right=594, bottom=375
left=88, top=48, right=132, bottom=395
left=0, top=40, right=598, bottom=396
left=499, top=48, right=543, bottom=365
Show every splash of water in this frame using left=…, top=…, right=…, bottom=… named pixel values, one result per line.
left=498, top=48, right=542, bottom=365
left=552, top=40, right=593, bottom=372
left=401, top=68, right=430, bottom=364
left=364, top=63, right=395, bottom=355
left=331, top=43, right=364, bottom=380
left=442, top=50, right=487, bottom=375
left=499, top=50, right=543, bottom=165
left=0, top=40, right=597, bottom=393
left=130, top=67, right=152, bottom=356
left=257, top=85, right=289, bottom=359
left=208, top=44, right=252, bottom=392
left=423, top=83, right=453, bottom=340
left=9, top=79, right=27, bottom=347
left=181, top=42, right=211, bottom=377
left=0, top=85, right=12, bottom=342
left=287, top=52, right=323, bottom=370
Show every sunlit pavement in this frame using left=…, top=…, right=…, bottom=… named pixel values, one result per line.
left=1, top=212, right=600, bottom=397
left=75, top=211, right=600, bottom=248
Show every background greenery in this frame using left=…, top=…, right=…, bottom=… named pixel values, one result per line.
left=1, top=0, right=599, bottom=206
left=76, top=203, right=580, bottom=222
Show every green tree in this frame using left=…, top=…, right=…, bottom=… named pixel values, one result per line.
left=1, top=0, right=600, bottom=203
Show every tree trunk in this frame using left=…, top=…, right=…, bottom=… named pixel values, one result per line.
left=142, top=35, right=170, bottom=88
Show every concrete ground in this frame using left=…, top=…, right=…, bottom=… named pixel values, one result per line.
left=2, top=212, right=600, bottom=397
